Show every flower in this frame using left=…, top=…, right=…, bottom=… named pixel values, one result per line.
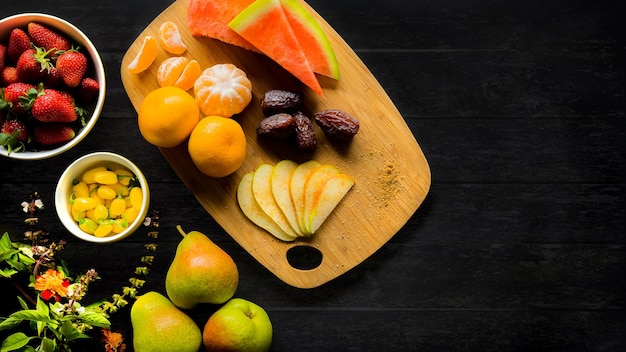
left=34, top=269, right=71, bottom=301
left=102, top=329, right=126, bottom=352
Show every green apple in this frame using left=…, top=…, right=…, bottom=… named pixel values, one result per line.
left=237, top=172, right=296, bottom=242
left=203, top=298, right=273, bottom=352
left=252, top=163, right=299, bottom=238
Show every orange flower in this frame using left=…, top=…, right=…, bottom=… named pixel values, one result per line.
left=34, top=269, right=70, bottom=301
left=102, top=329, right=126, bottom=352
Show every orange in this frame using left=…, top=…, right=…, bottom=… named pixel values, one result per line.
left=194, top=63, right=252, bottom=118
left=157, top=57, right=201, bottom=91
left=188, top=116, right=247, bottom=178
left=127, top=35, right=158, bottom=74
left=138, top=87, right=200, bottom=148
left=158, top=21, right=187, bottom=55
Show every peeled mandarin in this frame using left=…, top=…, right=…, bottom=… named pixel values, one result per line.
left=127, top=35, right=158, bottom=74
left=194, top=63, right=252, bottom=118
left=158, top=21, right=187, bottom=55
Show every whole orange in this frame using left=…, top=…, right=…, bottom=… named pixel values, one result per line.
left=138, top=86, right=200, bottom=148
left=188, top=116, right=247, bottom=178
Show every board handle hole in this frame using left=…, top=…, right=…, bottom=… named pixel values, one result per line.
left=286, top=245, right=323, bottom=270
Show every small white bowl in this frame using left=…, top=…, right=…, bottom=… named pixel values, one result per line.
left=0, top=13, right=106, bottom=160
left=55, top=152, right=150, bottom=243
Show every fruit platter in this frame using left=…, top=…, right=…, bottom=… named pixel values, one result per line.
left=121, top=0, right=430, bottom=289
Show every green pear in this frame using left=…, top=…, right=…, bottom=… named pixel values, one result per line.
left=166, top=225, right=239, bottom=309
left=203, top=298, right=273, bottom=352
left=130, top=291, right=202, bottom=352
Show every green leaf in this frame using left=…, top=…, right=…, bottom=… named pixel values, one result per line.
left=39, top=337, right=56, bottom=352
left=78, top=310, right=110, bottom=329
left=59, top=320, right=82, bottom=342
left=0, top=332, right=35, bottom=352
left=9, top=310, right=54, bottom=325
left=16, top=296, right=29, bottom=311
left=0, top=268, right=18, bottom=278
left=0, top=317, right=22, bottom=331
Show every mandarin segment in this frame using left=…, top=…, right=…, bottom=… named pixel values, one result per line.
left=194, top=63, right=252, bottom=118
left=158, top=21, right=187, bottom=55
left=157, top=56, right=190, bottom=87
left=127, top=35, right=158, bottom=74
left=175, top=59, right=201, bottom=91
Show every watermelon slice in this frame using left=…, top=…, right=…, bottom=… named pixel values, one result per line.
left=187, top=0, right=258, bottom=52
left=279, top=0, right=339, bottom=80
left=229, top=0, right=323, bottom=95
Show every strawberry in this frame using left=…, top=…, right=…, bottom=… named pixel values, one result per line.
left=33, top=123, right=75, bottom=146
left=1, top=119, right=29, bottom=142
left=16, top=47, right=53, bottom=82
left=1, top=66, right=20, bottom=86
left=0, top=44, right=6, bottom=72
left=7, top=28, right=31, bottom=63
left=27, top=22, right=71, bottom=54
left=2, top=82, right=36, bottom=114
left=31, top=88, right=77, bottom=122
left=77, top=77, right=99, bottom=102
left=56, top=50, right=87, bottom=87
left=0, top=119, right=29, bottom=153
left=43, top=66, right=63, bottom=88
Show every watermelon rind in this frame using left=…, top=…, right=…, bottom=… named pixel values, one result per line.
left=279, top=0, right=339, bottom=80
left=229, top=0, right=323, bottom=95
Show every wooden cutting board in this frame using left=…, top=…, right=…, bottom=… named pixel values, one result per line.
left=120, top=0, right=430, bottom=288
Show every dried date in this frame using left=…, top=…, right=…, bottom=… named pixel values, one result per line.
left=261, top=89, right=303, bottom=116
left=256, top=113, right=296, bottom=139
left=293, top=111, right=317, bottom=150
left=313, top=109, right=360, bottom=141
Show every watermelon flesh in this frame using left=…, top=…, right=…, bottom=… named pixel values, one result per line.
left=280, top=0, right=339, bottom=80
left=187, top=0, right=258, bottom=52
left=229, top=0, right=323, bottom=95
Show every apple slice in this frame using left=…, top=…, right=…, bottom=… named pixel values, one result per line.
left=290, top=160, right=322, bottom=235
left=252, top=164, right=300, bottom=238
left=271, top=159, right=301, bottom=235
left=309, top=173, right=355, bottom=233
left=302, top=164, right=340, bottom=234
left=237, top=172, right=297, bottom=242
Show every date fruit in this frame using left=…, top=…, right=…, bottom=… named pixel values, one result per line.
left=293, top=111, right=317, bottom=150
left=261, top=89, right=303, bottom=116
left=314, top=109, right=360, bottom=141
left=257, top=113, right=296, bottom=139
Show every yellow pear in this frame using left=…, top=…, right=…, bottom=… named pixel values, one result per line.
left=165, top=226, right=239, bottom=309
left=130, top=291, right=202, bottom=352
left=237, top=172, right=297, bottom=242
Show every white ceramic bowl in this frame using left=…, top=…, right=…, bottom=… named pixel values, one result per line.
left=0, top=13, right=106, bottom=160
left=55, top=152, right=150, bottom=243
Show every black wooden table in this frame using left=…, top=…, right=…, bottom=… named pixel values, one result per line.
left=1, top=0, right=624, bottom=351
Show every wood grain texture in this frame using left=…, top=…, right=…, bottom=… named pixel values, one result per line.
left=0, top=0, right=624, bottom=350
left=119, top=0, right=431, bottom=288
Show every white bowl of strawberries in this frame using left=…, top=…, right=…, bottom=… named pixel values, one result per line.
left=0, top=13, right=105, bottom=160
